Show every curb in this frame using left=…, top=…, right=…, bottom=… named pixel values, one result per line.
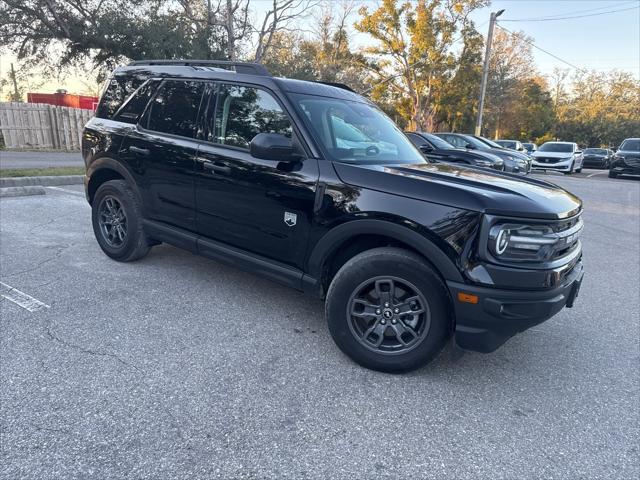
left=0, top=175, right=84, bottom=188
left=0, top=186, right=47, bottom=198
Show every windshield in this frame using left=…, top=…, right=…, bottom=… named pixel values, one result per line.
left=539, top=142, right=574, bottom=153
left=584, top=148, right=607, bottom=154
left=620, top=139, right=640, bottom=151
left=423, top=133, right=455, bottom=150
left=294, top=94, right=425, bottom=164
left=498, top=140, right=517, bottom=149
left=478, top=136, right=504, bottom=148
left=461, top=135, right=491, bottom=150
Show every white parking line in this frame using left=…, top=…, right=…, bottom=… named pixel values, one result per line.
left=587, top=170, right=607, bottom=178
left=45, top=186, right=85, bottom=197
left=0, top=281, right=50, bottom=312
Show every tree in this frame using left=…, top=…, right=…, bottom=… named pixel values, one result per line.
left=355, top=0, right=488, bottom=131
left=483, top=28, right=535, bottom=138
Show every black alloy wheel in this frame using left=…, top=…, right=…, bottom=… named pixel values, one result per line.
left=347, top=276, right=431, bottom=354
left=98, top=195, right=128, bottom=247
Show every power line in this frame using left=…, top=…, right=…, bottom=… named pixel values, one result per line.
left=501, top=5, right=639, bottom=22
left=500, top=0, right=637, bottom=21
left=496, top=24, right=586, bottom=72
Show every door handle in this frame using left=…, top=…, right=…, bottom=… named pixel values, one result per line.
left=202, top=161, right=231, bottom=174
left=129, top=146, right=150, bottom=156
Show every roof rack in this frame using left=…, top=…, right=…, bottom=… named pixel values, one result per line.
left=314, top=81, right=357, bottom=93
left=128, top=60, right=271, bottom=76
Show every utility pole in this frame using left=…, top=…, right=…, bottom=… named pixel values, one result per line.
left=475, top=9, right=505, bottom=136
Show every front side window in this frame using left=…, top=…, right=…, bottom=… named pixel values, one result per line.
left=295, top=94, right=424, bottom=164
left=212, top=85, right=291, bottom=149
left=143, top=80, right=205, bottom=138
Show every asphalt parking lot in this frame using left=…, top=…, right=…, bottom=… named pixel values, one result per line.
left=1, top=170, right=639, bottom=479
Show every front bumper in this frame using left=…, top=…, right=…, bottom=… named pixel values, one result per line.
left=531, top=157, right=573, bottom=172
left=583, top=157, right=607, bottom=168
left=610, top=164, right=640, bottom=176
left=448, top=260, right=583, bottom=353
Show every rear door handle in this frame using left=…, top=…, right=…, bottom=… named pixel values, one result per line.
left=202, top=161, right=231, bottom=174
left=129, top=146, right=150, bottom=156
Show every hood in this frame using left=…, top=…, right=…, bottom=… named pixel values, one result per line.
left=333, top=161, right=582, bottom=220
left=487, top=148, right=529, bottom=163
left=532, top=151, right=573, bottom=159
left=617, top=149, right=640, bottom=159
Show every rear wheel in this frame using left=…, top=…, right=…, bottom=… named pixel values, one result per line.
left=325, top=247, right=452, bottom=373
left=92, top=180, right=151, bottom=262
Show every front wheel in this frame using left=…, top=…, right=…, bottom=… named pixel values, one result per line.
left=565, top=161, right=575, bottom=175
left=609, top=169, right=618, bottom=178
left=325, top=247, right=452, bottom=373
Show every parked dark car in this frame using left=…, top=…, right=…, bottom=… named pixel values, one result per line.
left=83, top=60, right=584, bottom=372
left=496, top=139, right=526, bottom=153
left=582, top=148, right=613, bottom=169
left=609, top=138, right=640, bottom=178
left=405, top=131, right=504, bottom=171
left=436, top=133, right=530, bottom=174
left=523, top=142, right=537, bottom=154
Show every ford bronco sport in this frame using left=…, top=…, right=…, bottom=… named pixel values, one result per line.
left=83, top=60, right=584, bottom=372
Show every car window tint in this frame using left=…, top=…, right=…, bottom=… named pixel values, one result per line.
left=144, top=80, right=205, bottom=138
left=114, top=80, right=159, bottom=124
left=212, top=85, right=291, bottom=149
left=444, top=135, right=464, bottom=148
left=407, top=133, right=427, bottom=146
left=96, top=75, right=145, bottom=119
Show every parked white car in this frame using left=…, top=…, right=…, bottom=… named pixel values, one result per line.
left=531, top=142, right=584, bottom=174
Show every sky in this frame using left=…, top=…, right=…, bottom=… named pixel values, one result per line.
left=1, top=0, right=638, bottom=96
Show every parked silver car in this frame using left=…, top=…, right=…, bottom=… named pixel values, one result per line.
left=531, top=142, right=584, bottom=174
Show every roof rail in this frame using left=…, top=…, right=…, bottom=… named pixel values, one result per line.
left=314, top=81, right=357, bottom=93
left=128, top=60, right=271, bottom=76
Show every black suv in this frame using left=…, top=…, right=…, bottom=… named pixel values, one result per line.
left=83, top=60, right=584, bottom=372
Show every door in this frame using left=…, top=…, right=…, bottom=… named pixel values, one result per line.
left=120, top=79, right=206, bottom=231
left=195, top=83, right=319, bottom=269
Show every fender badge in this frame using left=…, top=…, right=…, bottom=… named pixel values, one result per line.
left=284, top=211, right=297, bottom=227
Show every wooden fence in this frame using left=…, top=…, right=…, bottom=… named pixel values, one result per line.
left=0, top=102, right=94, bottom=151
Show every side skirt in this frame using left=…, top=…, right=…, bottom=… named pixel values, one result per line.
left=142, top=219, right=307, bottom=291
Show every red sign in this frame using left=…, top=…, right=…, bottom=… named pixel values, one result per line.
left=27, top=92, right=99, bottom=110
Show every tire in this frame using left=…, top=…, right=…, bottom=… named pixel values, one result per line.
left=92, top=179, right=151, bottom=262
left=325, top=247, right=452, bottom=373
left=564, top=161, right=575, bottom=175
left=608, top=170, right=618, bottom=178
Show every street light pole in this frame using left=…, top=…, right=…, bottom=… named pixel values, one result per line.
left=475, top=9, right=505, bottom=136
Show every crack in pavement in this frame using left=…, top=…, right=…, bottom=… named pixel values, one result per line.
left=3, top=243, right=74, bottom=278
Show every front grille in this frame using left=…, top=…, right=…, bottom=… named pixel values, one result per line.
left=535, top=157, right=561, bottom=164
left=550, top=214, right=583, bottom=260
left=624, top=157, right=640, bottom=167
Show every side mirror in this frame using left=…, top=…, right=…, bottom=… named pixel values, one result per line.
left=419, top=145, right=434, bottom=153
left=575, top=150, right=582, bottom=155
left=250, top=133, right=301, bottom=162
left=466, top=143, right=476, bottom=150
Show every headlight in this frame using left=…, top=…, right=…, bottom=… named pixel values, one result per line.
left=488, top=220, right=583, bottom=262
left=475, top=160, right=493, bottom=166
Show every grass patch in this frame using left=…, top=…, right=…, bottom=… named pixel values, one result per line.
left=0, top=167, right=85, bottom=178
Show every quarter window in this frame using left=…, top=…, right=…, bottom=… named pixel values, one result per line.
left=143, top=80, right=205, bottom=138
left=114, top=80, right=159, bottom=124
left=212, top=85, right=291, bottom=149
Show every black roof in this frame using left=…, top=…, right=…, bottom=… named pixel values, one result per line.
left=114, top=60, right=371, bottom=104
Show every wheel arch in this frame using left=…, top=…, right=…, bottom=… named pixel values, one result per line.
left=305, top=219, right=464, bottom=296
left=86, top=157, right=140, bottom=206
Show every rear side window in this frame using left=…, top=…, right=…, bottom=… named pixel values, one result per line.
left=212, top=84, right=291, bottom=149
left=143, top=80, right=205, bottom=138
left=407, top=133, right=427, bottom=146
left=114, top=80, right=159, bottom=124
left=96, top=75, right=145, bottom=119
